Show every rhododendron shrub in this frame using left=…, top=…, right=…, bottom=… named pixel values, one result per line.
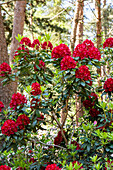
left=0, top=165, right=11, bottom=170
left=0, top=62, right=11, bottom=77
left=0, top=36, right=113, bottom=169
left=10, top=92, right=27, bottom=110
left=1, top=119, right=18, bottom=136
left=0, top=101, right=4, bottom=111
left=45, top=164, right=61, bottom=170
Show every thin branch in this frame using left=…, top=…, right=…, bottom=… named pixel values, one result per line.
left=69, top=118, right=75, bottom=145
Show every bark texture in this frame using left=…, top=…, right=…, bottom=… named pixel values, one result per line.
left=70, top=0, right=81, bottom=52
left=9, top=0, right=26, bottom=65
left=9, top=0, right=26, bottom=93
left=95, top=0, right=102, bottom=81
left=76, top=0, right=84, bottom=45
left=0, top=6, right=12, bottom=109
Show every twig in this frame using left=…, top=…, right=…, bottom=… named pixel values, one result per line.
left=69, top=118, right=75, bottom=145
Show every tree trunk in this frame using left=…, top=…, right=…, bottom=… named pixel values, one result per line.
left=10, top=0, right=26, bottom=64
left=9, top=0, right=26, bottom=93
left=70, top=0, right=81, bottom=53
left=95, top=0, right=102, bottom=83
left=76, top=0, right=84, bottom=45
left=0, top=6, right=12, bottom=109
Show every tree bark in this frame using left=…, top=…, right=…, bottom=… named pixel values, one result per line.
left=76, top=0, right=84, bottom=45
left=9, top=0, right=26, bottom=65
left=9, top=0, right=26, bottom=94
left=70, top=0, right=81, bottom=52
left=95, top=0, right=102, bottom=82
left=0, top=5, right=12, bottom=109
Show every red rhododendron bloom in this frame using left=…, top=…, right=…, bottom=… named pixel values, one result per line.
left=0, top=165, right=11, bottom=170
left=10, top=92, right=27, bottom=110
left=45, top=164, right=61, bottom=170
left=103, top=78, right=113, bottom=92
left=75, top=65, right=91, bottom=81
left=20, top=37, right=31, bottom=47
left=13, top=46, right=29, bottom=59
left=29, top=157, right=36, bottom=163
left=88, top=92, right=98, bottom=100
left=89, top=108, right=100, bottom=117
left=31, top=39, right=40, bottom=49
left=28, top=150, right=33, bottom=153
left=34, top=60, right=45, bottom=71
left=30, top=98, right=40, bottom=109
left=41, top=41, right=53, bottom=50
left=0, top=62, right=11, bottom=77
left=105, top=160, right=113, bottom=170
left=16, top=114, right=30, bottom=129
left=103, top=37, right=113, bottom=48
left=0, top=101, right=4, bottom=112
left=73, top=44, right=88, bottom=60
left=37, top=113, right=44, bottom=121
left=31, top=82, right=42, bottom=96
left=61, top=56, right=77, bottom=70
left=82, top=39, right=94, bottom=50
left=83, top=100, right=93, bottom=108
left=88, top=46, right=101, bottom=61
left=1, top=119, right=18, bottom=136
left=51, top=43, right=71, bottom=59
left=72, top=161, right=83, bottom=170
left=54, top=130, right=65, bottom=145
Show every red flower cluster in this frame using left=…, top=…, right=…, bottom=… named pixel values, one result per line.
left=88, top=92, right=98, bottom=100
left=88, top=46, right=101, bottom=61
left=13, top=46, right=29, bottom=59
left=89, top=108, right=100, bottom=117
left=103, top=78, right=113, bottom=92
left=75, top=65, right=91, bottom=81
left=83, top=100, right=93, bottom=109
left=103, top=37, right=113, bottom=48
left=73, top=39, right=101, bottom=61
left=30, top=98, right=40, bottom=109
left=10, top=92, right=27, bottom=110
left=31, top=82, right=42, bottom=96
left=16, top=114, right=30, bottom=129
left=37, top=113, right=44, bottom=121
left=54, top=130, right=65, bottom=145
left=0, top=165, right=11, bottom=170
left=51, top=43, right=71, bottom=59
left=82, top=39, right=94, bottom=50
left=42, top=41, right=53, bottom=50
left=72, top=161, right=83, bottom=170
left=0, top=62, right=11, bottom=77
left=73, top=44, right=89, bottom=60
left=34, top=60, right=45, bottom=71
left=29, top=157, right=36, bottom=163
left=1, top=119, right=18, bottom=136
left=20, top=37, right=31, bottom=47
left=60, top=56, right=77, bottom=70
left=28, top=150, right=33, bottom=153
left=0, top=101, right=4, bottom=112
left=105, top=160, right=113, bottom=170
left=31, top=39, right=40, bottom=49
left=71, top=141, right=83, bottom=150
left=45, top=164, right=61, bottom=170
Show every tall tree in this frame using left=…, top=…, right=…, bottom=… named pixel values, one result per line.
left=9, top=0, right=26, bottom=94
left=70, top=0, right=81, bottom=52
left=76, top=0, right=84, bottom=45
left=9, top=0, right=26, bottom=65
left=95, top=0, right=102, bottom=83
left=0, top=5, right=12, bottom=109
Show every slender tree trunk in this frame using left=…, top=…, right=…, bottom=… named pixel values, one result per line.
left=75, top=0, right=84, bottom=126
left=0, top=6, right=12, bottom=109
left=9, top=0, right=26, bottom=93
left=70, top=0, right=81, bottom=52
left=76, top=0, right=84, bottom=45
left=95, top=0, right=102, bottom=83
left=10, top=0, right=26, bottom=64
